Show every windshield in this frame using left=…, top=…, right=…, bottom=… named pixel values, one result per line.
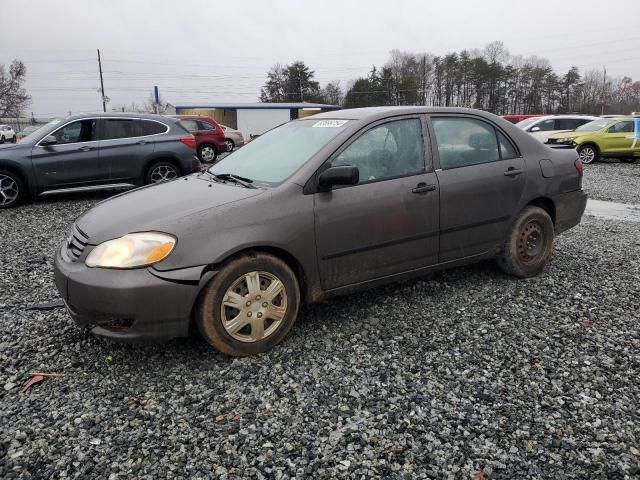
left=208, top=119, right=349, bottom=184
left=576, top=118, right=609, bottom=132
left=515, top=117, right=544, bottom=129
left=19, top=119, right=62, bottom=143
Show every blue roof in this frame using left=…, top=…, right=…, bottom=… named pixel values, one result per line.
left=173, top=102, right=341, bottom=110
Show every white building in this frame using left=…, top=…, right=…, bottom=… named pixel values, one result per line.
left=168, top=102, right=341, bottom=138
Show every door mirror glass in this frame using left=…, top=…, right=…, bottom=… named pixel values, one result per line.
left=40, top=135, right=57, bottom=146
left=318, top=165, right=359, bottom=189
left=529, top=126, right=541, bottom=132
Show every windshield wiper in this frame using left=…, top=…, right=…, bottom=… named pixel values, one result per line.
left=207, top=172, right=257, bottom=189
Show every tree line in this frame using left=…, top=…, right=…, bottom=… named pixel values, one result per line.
left=260, top=42, right=640, bottom=115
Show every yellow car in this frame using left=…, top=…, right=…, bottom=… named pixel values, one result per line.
left=546, top=117, right=639, bottom=164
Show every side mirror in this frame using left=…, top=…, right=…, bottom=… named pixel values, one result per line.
left=529, top=126, right=541, bottom=133
left=318, top=165, right=359, bottom=189
left=40, top=135, right=57, bottom=146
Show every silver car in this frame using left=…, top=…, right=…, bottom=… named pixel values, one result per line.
left=220, top=125, right=245, bottom=151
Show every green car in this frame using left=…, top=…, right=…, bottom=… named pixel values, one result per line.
left=546, top=117, right=639, bottom=164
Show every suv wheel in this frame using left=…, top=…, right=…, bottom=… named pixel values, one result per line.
left=196, top=252, right=300, bottom=356
left=146, top=162, right=179, bottom=184
left=497, top=206, right=555, bottom=278
left=198, top=144, right=218, bottom=163
left=577, top=144, right=599, bottom=164
left=0, top=170, right=24, bottom=209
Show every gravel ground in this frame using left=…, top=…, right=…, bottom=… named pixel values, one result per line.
left=1, top=181, right=640, bottom=479
left=582, top=160, right=640, bottom=205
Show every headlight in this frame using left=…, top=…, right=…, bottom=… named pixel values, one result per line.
left=556, top=137, right=575, bottom=144
left=85, top=232, right=176, bottom=269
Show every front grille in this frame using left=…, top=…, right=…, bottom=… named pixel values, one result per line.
left=63, top=224, right=89, bottom=262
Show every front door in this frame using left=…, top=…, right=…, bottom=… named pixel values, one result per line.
left=430, top=115, right=527, bottom=262
left=314, top=117, right=440, bottom=290
left=31, top=119, right=102, bottom=190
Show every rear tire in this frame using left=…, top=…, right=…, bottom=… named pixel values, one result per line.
left=196, top=252, right=300, bottom=356
left=198, top=144, right=218, bottom=163
left=577, top=144, right=599, bottom=164
left=145, top=161, right=179, bottom=185
left=0, top=170, right=24, bottom=209
left=497, top=206, right=555, bottom=278
left=224, top=139, right=234, bottom=152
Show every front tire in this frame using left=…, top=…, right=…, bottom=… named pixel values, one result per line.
left=196, top=252, right=300, bottom=356
left=497, top=206, right=555, bottom=278
left=0, top=170, right=24, bottom=209
left=198, top=144, right=218, bottom=163
left=577, top=144, right=599, bottom=164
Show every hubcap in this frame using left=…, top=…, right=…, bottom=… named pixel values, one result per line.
left=149, top=165, right=178, bottom=183
left=517, top=221, right=545, bottom=263
left=200, top=146, right=216, bottom=162
left=0, top=173, right=19, bottom=206
left=220, top=271, right=287, bottom=343
left=579, top=147, right=595, bottom=164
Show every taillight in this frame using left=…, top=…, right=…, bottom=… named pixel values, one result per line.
left=180, top=134, right=196, bottom=149
left=574, top=158, right=583, bottom=176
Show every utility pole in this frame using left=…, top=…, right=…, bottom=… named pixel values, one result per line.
left=97, top=49, right=106, bottom=113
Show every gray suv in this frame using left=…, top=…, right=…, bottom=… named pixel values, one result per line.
left=54, top=107, right=587, bottom=357
left=0, top=112, right=200, bottom=208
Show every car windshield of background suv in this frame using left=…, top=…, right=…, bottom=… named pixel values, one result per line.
left=208, top=119, right=350, bottom=185
left=576, top=119, right=609, bottom=132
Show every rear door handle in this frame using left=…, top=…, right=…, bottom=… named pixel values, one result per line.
left=78, top=145, right=92, bottom=152
left=504, top=168, right=524, bottom=177
left=412, top=183, right=437, bottom=194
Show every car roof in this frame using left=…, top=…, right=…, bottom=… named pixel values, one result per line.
left=64, top=112, right=174, bottom=122
left=530, top=114, right=600, bottom=120
left=307, top=106, right=503, bottom=122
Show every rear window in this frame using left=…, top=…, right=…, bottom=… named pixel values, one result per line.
left=178, top=119, right=200, bottom=132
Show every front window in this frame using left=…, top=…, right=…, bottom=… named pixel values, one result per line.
left=332, top=118, right=425, bottom=184
left=576, top=119, right=609, bottom=132
left=52, top=120, right=97, bottom=144
left=208, top=119, right=350, bottom=184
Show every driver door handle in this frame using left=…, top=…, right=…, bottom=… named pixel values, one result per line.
left=78, top=145, right=92, bottom=152
left=412, top=182, right=437, bottom=194
left=504, top=167, right=524, bottom=177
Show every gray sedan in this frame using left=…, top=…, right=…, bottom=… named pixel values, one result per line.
left=54, top=107, right=587, bottom=356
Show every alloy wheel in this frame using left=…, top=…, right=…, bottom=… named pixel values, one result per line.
left=220, top=271, right=288, bottom=343
left=0, top=173, right=19, bottom=206
left=225, top=140, right=234, bottom=152
left=149, top=165, right=178, bottom=183
left=200, top=146, right=216, bottom=162
left=579, top=146, right=596, bottom=164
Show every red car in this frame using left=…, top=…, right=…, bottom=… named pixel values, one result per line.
left=175, top=115, right=227, bottom=163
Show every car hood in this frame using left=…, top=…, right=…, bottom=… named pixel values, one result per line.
left=76, top=174, right=266, bottom=244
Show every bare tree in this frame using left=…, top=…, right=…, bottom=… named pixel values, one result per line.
left=0, top=60, right=31, bottom=118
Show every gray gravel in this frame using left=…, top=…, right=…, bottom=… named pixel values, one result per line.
left=582, top=160, right=640, bottom=205
left=1, top=181, right=640, bottom=479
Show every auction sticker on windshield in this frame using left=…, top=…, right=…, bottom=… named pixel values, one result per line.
left=313, top=120, right=348, bottom=128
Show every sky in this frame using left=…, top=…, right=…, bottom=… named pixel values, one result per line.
left=1, top=0, right=639, bottom=117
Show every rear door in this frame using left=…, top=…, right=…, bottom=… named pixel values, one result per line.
left=314, top=116, right=440, bottom=289
left=98, top=118, right=157, bottom=182
left=599, top=120, right=634, bottom=153
left=429, top=115, right=526, bottom=262
left=31, top=118, right=103, bottom=189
